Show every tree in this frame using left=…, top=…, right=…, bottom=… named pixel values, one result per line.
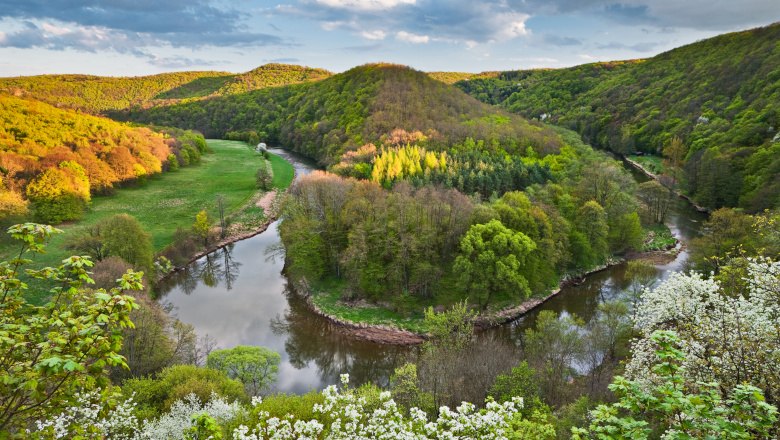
left=26, top=162, right=91, bottom=224
left=256, top=160, right=273, bottom=191
left=193, top=210, right=211, bottom=247
left=0, top=189, right=28, bottom=220
left=453, top=219, right=536, bottom=309
left=637, top=180, right=672, bottom=224
left=206, top=346, right=281, bottom=396
left=488, top=361, right=547, bottom=417
left=66, top=213, right=154, bottom=275
left=0, top=223, right=140, bottom=434
left=662, top=135, right=686, bottom=189
left=573, top=331, right=778, bottom=439
left=524, top=310, right=585, bottom=407
left=575, top=201, right=609, bottom=265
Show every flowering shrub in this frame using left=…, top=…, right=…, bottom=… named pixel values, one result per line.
left=31, top=391, right=139, bottom=439
left=138, top=393, right=243, bottom=440
left=233, top=374, right=525, bottom=439
left=627, top=258, right=780, bottom=401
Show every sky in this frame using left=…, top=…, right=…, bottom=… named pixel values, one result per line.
left=0, top=0, right=778, bottom=77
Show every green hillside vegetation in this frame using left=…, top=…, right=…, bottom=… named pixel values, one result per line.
left=457, top=22, right=780, bottom=211
left=125, top=63, right=564, bottom=166
left=0, top=95, right=207, bottom=222
left=0, top=64, right=333, bottom=114
left=426, top=71, right=500, bottom=84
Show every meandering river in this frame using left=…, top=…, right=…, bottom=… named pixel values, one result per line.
left=156, top=147, right=707, bottom=394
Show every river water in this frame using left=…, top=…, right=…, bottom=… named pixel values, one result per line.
left=156, top=148, right=707, bottom=394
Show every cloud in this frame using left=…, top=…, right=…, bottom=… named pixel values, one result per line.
left=396, top=31, right=429, bottom=44
left=280, top=0, right=534, bottom=44
left=511, top=0, right=780, bottom=30
left=342, top=43, right=384, bottom=52
left=314, top=0, right=416, bottom=11
left=0, top=0, right=286, bottom=50
left=360, top=30, right=387, bottom=40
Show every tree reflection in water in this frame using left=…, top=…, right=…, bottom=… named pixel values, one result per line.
left=156, top=245, right=242, bottom=296
left=270, top=282, right=410, bottom=389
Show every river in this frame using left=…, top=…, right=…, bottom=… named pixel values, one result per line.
left=156, top=147, right=707, bottom=394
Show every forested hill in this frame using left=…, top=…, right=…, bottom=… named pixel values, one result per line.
left=125, top=63, right=564, bottom=165
left=0, top=94, right=206, bottom=222
left=0, top=64, right=332, bottom=114
left=457, top=22, right=780, bottom=211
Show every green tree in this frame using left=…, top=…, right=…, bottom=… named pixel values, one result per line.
left=524, top=310, right=585, bottom=407
left=256, top=160, right=273, bottom=191
left=193, top=210, right=211, bottom=247
left=99, top=214, right=154, bottom=274
left=573, top=331, right=778, bottom=439
left=206, top=346, right=281, bottom=396
left=454, top=219, right=536, bottom=309
left=0, top=223, right=140, bottom=434
left=26, top=163, right=91, bottom=224
left=576, top=201, right=608, bottom=265
left=489, top=361, right=547, bottom=418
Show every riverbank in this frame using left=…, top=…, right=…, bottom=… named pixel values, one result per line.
left=623, top=156, right=710, bottom=213
left=159, top=149, right=296, bottom=280
left=293, top=258, right=635, bottom=345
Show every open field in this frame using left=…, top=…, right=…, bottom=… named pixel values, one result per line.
left=0, top=139, right=294, bottom=303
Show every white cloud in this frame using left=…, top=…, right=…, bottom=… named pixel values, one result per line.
left=396, top=30, right=429, bottom=44
left=360, top=29, right=387, bottom=40
left=494, top=13, right=531, bottom=40
left=314, top=0, right=416, bottom=11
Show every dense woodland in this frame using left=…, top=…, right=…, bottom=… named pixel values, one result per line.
left=0, top=64, right=331, bottom=114
left=457, top=23, right=780, bottom=211
left=281, top=128, right=644, bottom=309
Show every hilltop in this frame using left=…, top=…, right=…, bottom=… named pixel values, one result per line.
left=0, top=64, right=332, bottom=114
left=456, top=22, right=780, bottom=211
left=125, top=63, right=563, bottom=165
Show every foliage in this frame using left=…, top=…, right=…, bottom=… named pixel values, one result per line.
left=488, top=361, right=547, bottom=418
left=573, top=331, right=778, bottom=439
left=127, top=64, right=563, bottom=166
left=627, top=258, right=780, bottom=408
left=458, top=23, right=780, bottom=211
left=0, top=223, right=140, bottom=434
left=193, top=210, right=211, bottom=247
left=422, top=300, right=475, bottom=350
left=207, top=346, right=281, bottom=396
left=0, top=64, right=331, bottom=114
left=454, top=219, right=536, bottom=309
left=67, top=213, right=154, bottom=274
left=25, top=162, right=91, bottom=223
left=255, top=160, right=273, bottom=191
left=121, top=365, right=247, bottom=421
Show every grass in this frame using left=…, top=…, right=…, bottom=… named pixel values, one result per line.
left=642, top=223, right=677, bottom=251
left=628, top=154, right=665, bottom=175
left=1, top=139, right=294, bottom=303
left=309, top=278, right=430, bottom=334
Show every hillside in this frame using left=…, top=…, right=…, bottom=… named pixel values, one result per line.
left=426, top=71, right=500, bottom=84
left=456, top=22, right=780, bottom=211
left=125, top=63, right=563, bottom=165
left=0, top=94, right=205, bottom=221
left=0, top=64, right=332, bottom=114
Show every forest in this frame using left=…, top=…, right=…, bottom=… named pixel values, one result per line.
left=457, top=23, right=780, bottom=212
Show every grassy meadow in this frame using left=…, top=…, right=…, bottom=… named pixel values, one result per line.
left=1, top=140, right=294, bottom=303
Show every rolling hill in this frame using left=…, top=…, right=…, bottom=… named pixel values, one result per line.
left=455, top=22, right=780, bottom=211
left=0, top=64, right=332, bottom=114
left=124, top=63, right=564, bottom=166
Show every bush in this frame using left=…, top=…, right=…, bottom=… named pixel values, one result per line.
left=121, top=365, right=247, bottom=421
